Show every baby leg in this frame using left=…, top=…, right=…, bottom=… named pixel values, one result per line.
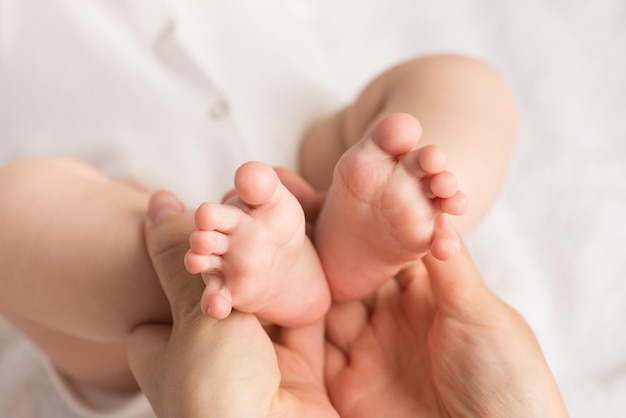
left=0, top=158, right=170, bottom=338
left=301, top=55, right=517, bottom=234
left=185, top=161, right=329, bottom=327
left=0, top=157, right=173, bottom=391
left=316, top=113, right=467, bottom=301
left=301, top=55, right=517, bottom=301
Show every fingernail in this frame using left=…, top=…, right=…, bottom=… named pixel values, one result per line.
left=147, top=191, right=184, bottom=223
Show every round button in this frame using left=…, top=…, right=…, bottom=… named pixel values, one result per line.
left=208, top=99, right=229, bottom=120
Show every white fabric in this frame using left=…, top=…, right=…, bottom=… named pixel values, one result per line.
left=0, top=320, right=151, bottom=417
left=0, top=0, right=336, bottom=416
left=0, top=0, right=337, bottom=207
left=1, top=0, right=626, bottom=417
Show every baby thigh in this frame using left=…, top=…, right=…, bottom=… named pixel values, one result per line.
left=0, top=157, right=172, bottom=342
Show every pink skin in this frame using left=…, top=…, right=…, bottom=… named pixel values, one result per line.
left=184, top=113, right=466, bottom=320
left=316, top=113, right=468, bottom=302
left=184, top=162, right=329, bottom=327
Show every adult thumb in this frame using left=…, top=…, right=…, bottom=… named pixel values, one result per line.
left=128, top=190, right=202, bottom=411
left=144, top=190, right=204, bottom=321
left=422, top=234, right=493, bottom=316
left=127, top=323, right=172, bottom=404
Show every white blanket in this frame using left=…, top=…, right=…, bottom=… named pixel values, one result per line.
left=1, top=1, right=625, bottom=416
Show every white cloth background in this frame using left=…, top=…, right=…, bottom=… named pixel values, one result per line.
left=1, top=0, right=625, bottom=416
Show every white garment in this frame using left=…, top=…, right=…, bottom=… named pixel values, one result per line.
left=0, top=0, right=338, bottom=416
left=0, top=0, right=337, bottom=207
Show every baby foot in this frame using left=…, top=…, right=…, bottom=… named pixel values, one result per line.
left=315, top=113, right=467, bottom=301
left=184, top=161, right=329, bottom=326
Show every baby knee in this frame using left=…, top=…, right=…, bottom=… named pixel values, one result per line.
left=1, top=157, right=103, bottom=187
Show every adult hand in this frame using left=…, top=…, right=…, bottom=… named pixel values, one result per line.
left=325, top=234, right=569, bottom=417
left=127, top=190, right=338, bottom=418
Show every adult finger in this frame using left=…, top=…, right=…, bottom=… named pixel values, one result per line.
left=422, top=233, right=492, bottom=315
left=276, top=319, right=326, bottom=382
left=127, top=323, right=172, bottom=405
left=144, top=190, right=204, bottom=321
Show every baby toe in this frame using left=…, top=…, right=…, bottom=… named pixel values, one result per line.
left=369, top=113, right=422, bottom=157
left=184, top=251, right=222, bottom=274
left=418, top=145, right=447, bottom=174
left=429, top=171, right=458, bottom=199
left=189, top=230, right=229, bottom=255
left=430, top=214, right=460, bottom=261
left=440, top=191, right=468, bottom=216
left=201, top=293, right=232, bottom=319
left=234, top=161, right=280, bottom=207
